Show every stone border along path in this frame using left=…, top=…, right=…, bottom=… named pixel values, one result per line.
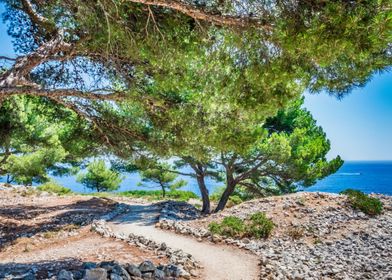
left=107, top=202, right=260, bottom=280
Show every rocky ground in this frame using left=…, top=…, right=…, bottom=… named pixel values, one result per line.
left=0, top=187, right=186, bottom=280
left=158, top=192, right=392, bottom=280
left=2, top=185, right=392, bottom=280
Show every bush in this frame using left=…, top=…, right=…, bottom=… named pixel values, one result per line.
left=340, top=189, right=383, bottom=215
left=247, top=212, right=275, bottom=238
left=208, top=212, right=274, bottom=239
left=37, top=181, right=72, bottom=195
left=208, top=216, right=245, bottom=238
left=116, top=189, right=198, bottom=201
left=77, top=160, right=123, bottom=192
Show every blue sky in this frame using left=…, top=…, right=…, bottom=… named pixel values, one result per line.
left=1, top=5, right=391, bottom=161
left=304, top=74, right=392, bottom=161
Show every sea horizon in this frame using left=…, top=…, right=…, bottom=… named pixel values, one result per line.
left=1, top=160, right=391, bottom=196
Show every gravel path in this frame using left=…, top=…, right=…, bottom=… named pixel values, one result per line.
left=109, top=203, right=260, bottom=280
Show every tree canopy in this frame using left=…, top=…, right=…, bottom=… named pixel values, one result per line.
left=0, top=95, right=97, bottom=185
left=0, top=0, right=390, bottom=153
left=0, top=0, right=390, bottom=210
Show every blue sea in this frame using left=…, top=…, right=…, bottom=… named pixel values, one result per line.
left=306, top=161, right=392, bottom=195
left=1, top=161, right=391, bottom=196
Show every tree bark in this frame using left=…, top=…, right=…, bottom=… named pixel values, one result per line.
left=160, top=183, right=166, bottom=197
left=196, top=173, right=210, bottom=214
left=215, top=167, right=236, bottom=212
left=125, top=0, right=269, bottom=28
left=189, top=162, right=211, bottom=214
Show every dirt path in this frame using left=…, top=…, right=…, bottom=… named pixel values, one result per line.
left=109, top=203, right=260, bottom=280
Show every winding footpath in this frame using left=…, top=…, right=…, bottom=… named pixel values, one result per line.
left=109, top=203, right=260, bottom=280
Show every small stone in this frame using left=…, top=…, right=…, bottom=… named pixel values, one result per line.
left=58, top=270, right=74, bottom=280
left=110, top=273, right=122, bottom=280
left=83, top=268, right=107, bottom=280
left=139, top=261, right=156, bottom=273
left=159, top=242, right=167, bottom=251
left=126, top=264, right=142, bottom=277
left=153, top=269, right=165, bottom=280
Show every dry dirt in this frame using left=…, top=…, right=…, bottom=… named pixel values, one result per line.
left=0, top=189, right=167, bottom=279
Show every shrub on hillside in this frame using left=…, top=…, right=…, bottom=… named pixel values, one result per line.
left=208, top=212, right=274, bottom=239
left=37, top=181, right=72, bottom=195
left=340, top=189, right=383, bottom=215
left=209, top=216, right=245, bottom=237
left=246, top=212, right=275, bottom=238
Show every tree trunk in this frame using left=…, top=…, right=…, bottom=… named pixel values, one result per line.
left=6, top=174, right=12, bottom=184
left=196, top=174, right=210, bottom=214
left=215, top=169, right=236, bottom=212
left=161, top=184, right=166, bottom=198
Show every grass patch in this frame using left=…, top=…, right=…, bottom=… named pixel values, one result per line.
left=209, top=212, right=274, bottom=239
left=117, top=190, right=198, bottom=201
left=340, top=189, right=383, bottom=216
left=85, top=189, right=198, bottom=201
left=37, top=181, right=72, bottom=195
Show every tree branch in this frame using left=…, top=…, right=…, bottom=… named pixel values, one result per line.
left=0, top=87, right=126, bottom=101
left=20, top=0, right=54, bottom=31
left=0, top=56, right=17, bottom=61
left=126, top=0, right=270, bottom=29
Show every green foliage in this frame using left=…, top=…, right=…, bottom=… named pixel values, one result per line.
left=226, top=195, right=243, bottom=207
left=1, top=1, right=390, bottom=212
left=5, top=146, right=67, bottom=185
left=116, top=189, right=197, bottom=201
left=209, top=216, right=245, bottom=238
left=204, top=98, right=343, bottom=211
left=37, top=180, right=72, bottom=195
left=341, top=189, right=383, bottom=216
left=208, top=212, right=274, bottom=239
left=77, top=160, right=123, bottom=192
left=247, top=212, right=275, bottom=239
left=137, top=162, right=187, bottom=197
left=0, top=96, right=97, bottom=185
left=210, top=187, right=250, bottom=205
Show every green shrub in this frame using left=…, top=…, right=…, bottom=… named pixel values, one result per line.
left=247, top=212, right=274, bottom=238
left=208, top=216, right=245, bottom=237
left=116, top=189, right=198, bottom=201
left=166, top=190, right=198, bottom=201
left=220, top=216, right=246, bottom=237
left=77, top=160, right=123, bottom=192
left=37, top=181, right=72, bottom=195
left=208, top=212, right=274, bottom=239
left=340, top=189, right=383, bottom=215
left=208, top=221, right=222, bottom=235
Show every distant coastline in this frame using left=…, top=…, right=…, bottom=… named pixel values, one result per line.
left=1, top=161, right=392, bottom=196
